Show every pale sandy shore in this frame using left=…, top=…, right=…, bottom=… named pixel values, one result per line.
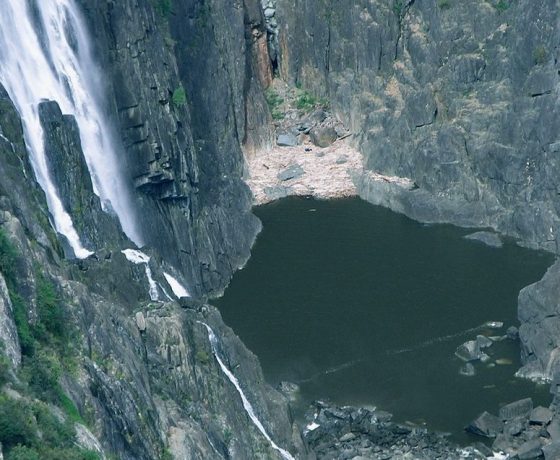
left=245, top=137, right=363, bottom=205
left=245, top=137, right=414, bottom=206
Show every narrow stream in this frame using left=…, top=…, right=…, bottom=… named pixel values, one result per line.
left=215, top=197, right=554, bottom=442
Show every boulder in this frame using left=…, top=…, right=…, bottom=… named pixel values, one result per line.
left=516, top=439, right=542, bottom=459
left=135, top=311, right=146, bottom=332
left=264, top=185, right=290, bottom=200
left=277, top=133, right=299, bottom=147
left=476, top=335, right=494, bottom=349
left=277, top=164, right=304, bottom=181
left=530, top=406, right=553, bottom=425
left=466, top=412, right=503, bottom=438
left=504, top=417, right=526, bottom=436
left=310, top=126, right=337, bottom=148
left=542, top=441, right=560, bottom=459
left=499, top=398, right=533, bottom=421
left=547, top=420, right=560, bottom=441
left=506, top=326, right=519, bottom=340
left=455, top=340, right=489, bottom=362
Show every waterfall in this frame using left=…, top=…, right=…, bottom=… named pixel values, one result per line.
left=0, top=0, right=141, bottom=257
left=121, top=249, right=159, bottom=302
left=163, top=272, right=190, bottom=298
left=198, top=322, right=295, bottom=460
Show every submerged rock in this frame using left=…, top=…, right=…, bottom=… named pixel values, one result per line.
left=460, top=362, right=476, bottom=376
left=464, top=231, right=503, bottom=248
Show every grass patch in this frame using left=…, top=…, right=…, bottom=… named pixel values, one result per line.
left=437, top=0, right=451, bottom=8
left=494, top=0, right=509, bottom=12
left=393, top=0, right=404, bottom=16
left=265, top=88, right=285, bottom=120
left=195, top=350, right=210, bottom=364
left=172, top=86, right=187, bottom=107
left=152, top=0, right=172, bottom=17
left=533, top=45, right=547, bottom=65
left=295, top=90, right=327, bottom=113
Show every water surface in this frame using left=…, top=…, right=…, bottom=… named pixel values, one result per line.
left=215, top=197, right=553, bottom=441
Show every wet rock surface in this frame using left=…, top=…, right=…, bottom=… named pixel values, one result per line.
left=465, top=232, right=504, bottom=249
left=304, top=402, right=487, bottom=459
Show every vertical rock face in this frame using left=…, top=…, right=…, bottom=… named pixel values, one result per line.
left=76, top=0, right=275, bottom=296
left=276, top=0, right=560, bottom=253
left=39, top=101, right=128, bottom=253
left=0, top=79, right=303, bottom=459
left=0, top=273, right=20, bottom=368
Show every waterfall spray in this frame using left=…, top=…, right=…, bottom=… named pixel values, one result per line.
left=0, top=0, right=142, bottom=257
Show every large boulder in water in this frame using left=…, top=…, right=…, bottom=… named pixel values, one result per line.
left=466, top=411, right=503, bottom=438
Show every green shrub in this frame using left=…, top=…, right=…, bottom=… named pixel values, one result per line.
left=0, top=397, right=37, bottom=450
left=0, top=227, right=18, bottom=287
left=153, top=0, right=172, bottom=17
left=393, top=0, right=404, bottom=16
left=494, top=0, right=509, bottom=12
left=22, top=350, right=61, bottom=401
left=533, top=45, right=547, bottom=65
left=32, top=404, right=74, bottom=448
left=172, top=86, right=187, bottom=107
left=35, top=274, right=65, bottom=341
left=6, top=444, right=99, bottom=460
left=195, top=350, right=210, bottom=364
left=437, top=0, right=451, bottom=8
left=0, top=342, right=11, bottom=385
left=6, top=445, right=41, bottom=460
left=57, top=392, right=83, bottom=423
left=10, top=293, right=34, bottom=356
left=296, top=91, right=328, bottom=112
left=265, top=89, right=284, bottom=120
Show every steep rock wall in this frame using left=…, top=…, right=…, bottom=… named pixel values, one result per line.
left=0, top=82, right=302, bottom=458
left=77, top=0, right=275, bottom=297
left=276, top=0, right=560, bottom=253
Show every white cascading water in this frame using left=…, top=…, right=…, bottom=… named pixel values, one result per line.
left=121, top=249, right=159, bottom=302
left=0, top=0, right=141, bottom=257
left=198, top=322, right=295, bottom=460
left=163, top=272, right=190, bottom=298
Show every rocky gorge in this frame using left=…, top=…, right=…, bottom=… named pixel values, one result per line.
left=0, top=0, right=559, bottom=459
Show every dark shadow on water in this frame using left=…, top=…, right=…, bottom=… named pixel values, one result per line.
left=214, top=196, right=554, bottom=443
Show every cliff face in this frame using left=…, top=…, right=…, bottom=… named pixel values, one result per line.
left=77, top=0, right=275, bottom=297
left=0, top=82, right=302, bottom=459
left=277, top=0, right=560, bottom=252
left=0, top=1, right=305, bottom=459
left=2, top=0, right=560, bottom=458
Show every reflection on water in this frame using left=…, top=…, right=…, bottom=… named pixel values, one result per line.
left=215, top=197, right=554, bottom=441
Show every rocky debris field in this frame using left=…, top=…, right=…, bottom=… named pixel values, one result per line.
left=246, top=79, right=415, bottom=205
left=466, top=397, right=560, bottom=459
left=303, top=401, right=489, bottom=460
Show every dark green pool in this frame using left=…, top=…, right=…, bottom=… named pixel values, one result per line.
left=215, top=197, right=554, bottom=442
